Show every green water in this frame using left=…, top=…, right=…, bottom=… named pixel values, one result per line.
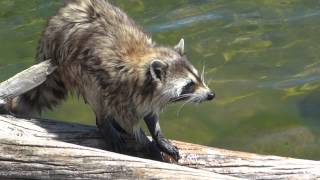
left=1, top=0, right=320, bottom=159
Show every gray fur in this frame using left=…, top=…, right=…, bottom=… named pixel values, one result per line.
left=10, top=0, right=214, bottom=160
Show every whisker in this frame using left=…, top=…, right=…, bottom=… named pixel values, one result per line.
left=201, top=65, right=205, bottom=82
left=201, top=63, right=207, bottom=82
left=176, top=95, right=196, bottom=116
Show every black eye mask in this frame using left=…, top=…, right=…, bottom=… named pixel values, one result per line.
left=180, top=80, right=195, bottom=95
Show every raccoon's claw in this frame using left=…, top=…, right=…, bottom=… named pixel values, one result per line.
left=157, top=137, right=181, bottom=162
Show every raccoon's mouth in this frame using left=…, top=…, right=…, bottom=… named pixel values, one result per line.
left=170, top=96, right=190, bottom=103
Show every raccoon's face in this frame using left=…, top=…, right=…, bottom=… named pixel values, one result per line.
left=149, top=39, right=215, bottom=104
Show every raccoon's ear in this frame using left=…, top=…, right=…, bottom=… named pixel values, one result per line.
left=150, top=60, right=168, bottom=81
left=174, top=38, right=185, bottom=55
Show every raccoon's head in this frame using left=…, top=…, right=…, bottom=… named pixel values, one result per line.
left=148, top=39, right=215, bottom=105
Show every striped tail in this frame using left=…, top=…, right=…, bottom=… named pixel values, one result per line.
left=10, top=71, right=67, bottom=116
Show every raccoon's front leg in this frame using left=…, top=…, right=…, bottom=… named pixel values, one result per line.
left=144, top=113, right=180, bottom=161
left=97, top=115, right=126, bottom=153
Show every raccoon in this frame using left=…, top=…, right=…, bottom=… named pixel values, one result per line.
left=9, top=0, right=215, bottom=161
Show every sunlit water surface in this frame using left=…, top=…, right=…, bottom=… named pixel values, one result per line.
left=1, top=0, right=320, bottom=159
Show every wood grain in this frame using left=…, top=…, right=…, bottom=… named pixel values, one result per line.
left=1, top=115, right=319, bottom=179
left=0, top=60, right=55, bottom=100
left=0, top=115, right=237, bottom=180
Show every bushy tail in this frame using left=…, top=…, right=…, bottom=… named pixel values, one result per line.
left=10, top=71, right=67, bottom=116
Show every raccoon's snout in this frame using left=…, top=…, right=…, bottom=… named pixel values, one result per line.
left=207, top=91, right=215, bottom=100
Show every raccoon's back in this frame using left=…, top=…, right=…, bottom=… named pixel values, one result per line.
left=10, top=0, right=152, bottom=116
left=12, top=0, right=131, bottom=115
left=36, top=0, right=148, bottom=66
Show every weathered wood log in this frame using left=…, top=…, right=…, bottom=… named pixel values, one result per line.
left=0, top=99, right=5, bottom=105
left=1, top=115, right=319, bottom=179
left=0, top=115, right=238, bottom=180
left=0, top=60, right=56, bottom=101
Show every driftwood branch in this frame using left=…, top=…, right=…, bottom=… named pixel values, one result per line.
left=0, top=61, right=320, bottom=179
left=0, top=60, right=56, bottom=101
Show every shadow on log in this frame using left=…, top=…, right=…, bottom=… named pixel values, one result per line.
left=0, top=61, right=320, bottom=179
left=0, top=115, right=236, bottom=179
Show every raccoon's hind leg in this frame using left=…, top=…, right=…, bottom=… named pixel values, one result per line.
left=97, top=115, right=127, bottom=153
left=10, top=72, right=67, bottom=116
left=97, top=115, right=163, bottom=160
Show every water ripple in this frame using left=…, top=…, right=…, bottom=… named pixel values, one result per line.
left=147, top=13, right=223, bottom=32
left=146, top=8, right=320, bottom=33
left=285, top=10, right=320, bottom=22
left=258, top=76, right=320, bottom=89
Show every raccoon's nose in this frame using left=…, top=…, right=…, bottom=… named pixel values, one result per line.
left=207, top=91, right=215, bottom=100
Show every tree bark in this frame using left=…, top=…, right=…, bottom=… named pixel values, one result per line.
left=0, top=60, right=56, bottom=101
left=0, top=115, right=319, bottom=179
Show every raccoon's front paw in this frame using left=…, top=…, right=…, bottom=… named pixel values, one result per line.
left=156, top=137, right=180, bottom=162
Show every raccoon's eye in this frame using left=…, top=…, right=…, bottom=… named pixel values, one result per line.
left=181, top=81, right=195, bottom=95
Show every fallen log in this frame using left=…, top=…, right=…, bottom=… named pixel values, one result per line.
left=0, top=115, right=319, bottom=179
left=0, top=61, right=319, bottom=179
